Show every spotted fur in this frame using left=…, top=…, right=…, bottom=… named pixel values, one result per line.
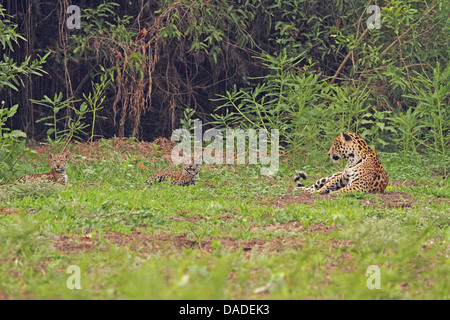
left=295, top=132, right=389, bottom=194
left=17, top=151, right=71, bottom=185
left=146, top=164, right=199, bottom=186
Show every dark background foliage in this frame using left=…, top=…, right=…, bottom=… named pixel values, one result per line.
left=0, top=0, right=448, bottom=152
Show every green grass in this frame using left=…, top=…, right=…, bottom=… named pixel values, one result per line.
left=0, top=144, right=448, bottom=299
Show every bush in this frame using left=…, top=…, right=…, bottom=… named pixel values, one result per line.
left=0, top=6, right=49, bottom=182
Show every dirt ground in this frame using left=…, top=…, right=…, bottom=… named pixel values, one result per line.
left=258, top=191, right=418, bottom=209
left=50, top=221, right=349, bottom=257
left=30, top=137, right=281, bottom=166
left=48, top=224, right=355, bottom=281
left=32, top=136, right=177, bottom=163
left=262, top=187, right=449, bottom=210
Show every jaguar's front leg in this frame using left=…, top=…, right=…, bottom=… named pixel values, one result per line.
left=329, top=183, right=368, bottom=195
left=295, top=171, right=342, bottom=193
left=317, top=173, right=347, bottom=194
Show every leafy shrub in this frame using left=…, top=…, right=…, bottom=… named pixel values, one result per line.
left=0, top=6, right=48, bottom=182
left=211, top=51, right=385, bottom=156
left=0, top=102, right=37, bottom=183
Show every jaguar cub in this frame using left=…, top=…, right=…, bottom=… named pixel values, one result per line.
left=146, top=164, right=199, bottom=186
left=18, top=151, right=72, bottom=185
left=295, top=132, right=388, bottom=194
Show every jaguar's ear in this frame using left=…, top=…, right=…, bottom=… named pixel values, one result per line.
left=340, top=132, right=351, bottom=142
left=48, top=153, right=54, bottom=160
left=64, top=150, right=72, bottom=159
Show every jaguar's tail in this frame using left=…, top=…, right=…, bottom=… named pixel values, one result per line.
left=294, top=171, right=308, bottom=188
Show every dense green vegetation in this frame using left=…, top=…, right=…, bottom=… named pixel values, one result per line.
left=1, top=1, right=448, bottom=149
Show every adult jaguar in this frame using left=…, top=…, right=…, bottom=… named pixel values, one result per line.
left=295, top=132, right=389, bottom=194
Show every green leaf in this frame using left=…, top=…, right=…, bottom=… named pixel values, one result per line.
left=7, top=104, right=18, bottom=118
left=4, top=130, right=26, bottom=138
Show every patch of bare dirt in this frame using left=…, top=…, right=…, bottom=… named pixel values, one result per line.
left=50, top=232, right=301, bottom=255
left=78, top=136, right=175, bottom=162
left=360, top=191, right=416, bottom=209
left=52, top=234, right=98, bottom=254
left=30, top=138, right=283, bottom=169
left=218, top=215, right=234, bottom=221
left=0, top=207, right=22, bottom=215
left=31, top=137, right=176, bottom=163
left=50, top=223, right=351, bottom=256
left=258, top=193, right=335, bottom=207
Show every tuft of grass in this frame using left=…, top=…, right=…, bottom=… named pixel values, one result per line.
left=0, top=181, right=64, bottom=201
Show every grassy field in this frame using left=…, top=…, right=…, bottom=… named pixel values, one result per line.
left=0, top=138, right=448, bottom=300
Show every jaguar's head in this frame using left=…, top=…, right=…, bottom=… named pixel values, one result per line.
left=48, top=151, right=72, bottom=173
left=183, top=163, right=199, bottom=177
left=328, top=132, right=355, bottom=162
